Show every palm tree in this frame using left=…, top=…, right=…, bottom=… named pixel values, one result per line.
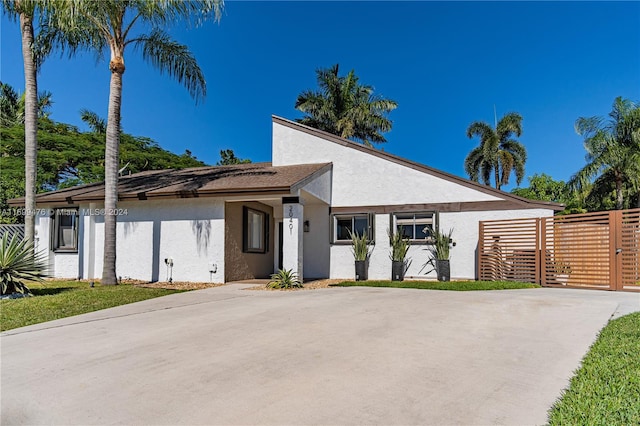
left=295, top=64, right=397, bottom=147
left=1, top=81, right=53, bottom=127
left=569, top=97, right=640, bottom=210
left=50, top=1, right=222, bottom=285
left=2, top=0, right=42, bottom=245
left=464, top=112, right=527, bottom=190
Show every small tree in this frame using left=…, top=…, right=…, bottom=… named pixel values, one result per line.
left=217, top=149, right=251, bottom=166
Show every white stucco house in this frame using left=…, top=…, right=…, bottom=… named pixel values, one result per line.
left=12, top=116, right=562, bottom=283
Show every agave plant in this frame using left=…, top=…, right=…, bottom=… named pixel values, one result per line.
left=267, top=269, right=303, bottom=289
left=428, top=228, right=454, bottom=261
left=348, top=230, right=372, bottom=261
left=388, top=228, right=410, bottom=262
left=0, top=233, right=50, bottom=295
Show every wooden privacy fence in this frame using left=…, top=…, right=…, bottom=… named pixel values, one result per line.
left=478, top=209, right=640, bottom=292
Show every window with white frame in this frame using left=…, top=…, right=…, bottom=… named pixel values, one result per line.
left=243, top=207, right=268, bottom=253
left=332, top=214, right=373, bottom=242
left=52, top=208, right=79, bottom=252
left=393, top=212, right=435, bottom=242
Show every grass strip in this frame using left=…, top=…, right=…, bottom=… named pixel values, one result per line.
left=548, top=312, right=640, bottom=425
left=330, top=280, right=539, bottom=291
left=1, top=281, right=183, bottom=332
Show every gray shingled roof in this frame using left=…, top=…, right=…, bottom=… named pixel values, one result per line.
left=9, top=162, right=332, bottom=205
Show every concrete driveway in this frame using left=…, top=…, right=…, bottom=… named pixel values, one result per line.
left=2, top=285, right=638, bottom=425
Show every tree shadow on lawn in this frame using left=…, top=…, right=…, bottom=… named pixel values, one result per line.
left=30, top=287, right=76, bottom=296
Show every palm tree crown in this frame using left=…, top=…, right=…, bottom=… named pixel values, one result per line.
left=464, top=112, right=527, bottom=190
left=47, top=0, right=223, bottom=285
left=568, top=97, right=640, bottom=210
left=295, top=64, right=397, bottom=147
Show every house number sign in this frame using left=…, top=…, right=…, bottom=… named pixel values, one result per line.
left=288, top=206, right=294, bottom=234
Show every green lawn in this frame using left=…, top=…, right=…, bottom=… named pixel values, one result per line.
left=548, top=312, right=640, bottom=425
left=330, top=280, right=540, bottom=291
left=0, top=281, right=184, bottom=332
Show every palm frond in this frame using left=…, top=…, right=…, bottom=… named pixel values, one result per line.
left=80, top=108, right=107, bottom=133
left=466, top=121, right=495, bottom=142
left=496, top=112, right=522, bottom=139
left=132, top=29, right=206, bottom=103
left=294, top=63, right=395, bottom=146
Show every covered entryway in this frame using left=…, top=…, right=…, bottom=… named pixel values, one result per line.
left=224, top=201, right=276, bottom=282
left=221, top=162, right=332, bottom=283
left=478, top=208, right=640, bottom=291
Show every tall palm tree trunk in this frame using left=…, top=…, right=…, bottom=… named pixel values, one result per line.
left=20, top=11, right=37, bottom=245
left=102, top=69, right=123, bottom=285
left=494, top=167, right=501, bottom=190
left=615, top=178, right=624, bottom=210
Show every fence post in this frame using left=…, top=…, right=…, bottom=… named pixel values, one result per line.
left=477, top=222, right=484, bottom=281
left=608, top=211, right=618, bottom=290
left=612, top=210, right=624, bottom=290
left=534, top=218, right=542, bottom=284
left=538, top=218, right=545, bottom=286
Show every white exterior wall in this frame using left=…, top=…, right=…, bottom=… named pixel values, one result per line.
left=327, top=209, right=554, bottom=281
left=419, top=208, right=553, bottom=280
left=273, top=123, right=501, bottom=206
left=274, top=120, right=557, bottom=281
left=33, top=206, right=81, bottom=279
left=34, top=198, right=226, bottom=283
left=110, top=198, right=225, bottom=283
left=299, top=169, right=332, bottom=204
left=281, top=202, right=304, bottom=279
left=302, top=203, right=330, bottom=279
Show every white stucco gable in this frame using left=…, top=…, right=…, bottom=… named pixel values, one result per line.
left=273, top=118, right=517, bottom=208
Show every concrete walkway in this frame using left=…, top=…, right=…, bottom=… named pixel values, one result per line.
left=1, top=285, right=638, bottom=425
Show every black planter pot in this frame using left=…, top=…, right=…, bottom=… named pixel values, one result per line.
left=391, top=260, right=405, bottom=281
left=435, top=259, right=450, bottom=282
left=355, top=260, right=368, bottom=281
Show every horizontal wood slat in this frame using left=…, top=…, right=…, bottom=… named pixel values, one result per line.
left=478, top=208, right=640, bottom=292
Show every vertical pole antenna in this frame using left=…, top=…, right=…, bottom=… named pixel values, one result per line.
left=493, top=104, right=497, bottom=128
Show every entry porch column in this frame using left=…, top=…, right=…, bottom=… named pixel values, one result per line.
left=282, top=197, right=303, bottom=281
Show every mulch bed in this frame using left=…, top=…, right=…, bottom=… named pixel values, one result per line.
left=244, top=279, right=345, bottom=291
left=66, top=278, right=225, bottom=291
left=133, top=282, right=225, bottom=290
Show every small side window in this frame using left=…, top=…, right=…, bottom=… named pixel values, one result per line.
left=52, top=208, right=79, bottom=252
left=243, top=207, right=268, bottom=253
left=332, top=214, right=374, bottom=243
left=393, top=212, right=435, bottom=242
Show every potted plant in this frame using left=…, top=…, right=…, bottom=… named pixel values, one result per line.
left=389, top=229, right=410, bottom=281
left=428, top=228, right=454, bottom=282
left=349, top=230, right=371, bottom=281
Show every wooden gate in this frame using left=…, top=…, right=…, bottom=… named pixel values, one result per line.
left=478, top=209, right=640, bottom=292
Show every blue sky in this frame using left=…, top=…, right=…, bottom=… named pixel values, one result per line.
left=1, top=1, right=639, bottom=191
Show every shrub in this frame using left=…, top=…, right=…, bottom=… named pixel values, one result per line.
left=0, top=233, right=49, bottom=295
left=267, top=269, right=303, bottom=289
